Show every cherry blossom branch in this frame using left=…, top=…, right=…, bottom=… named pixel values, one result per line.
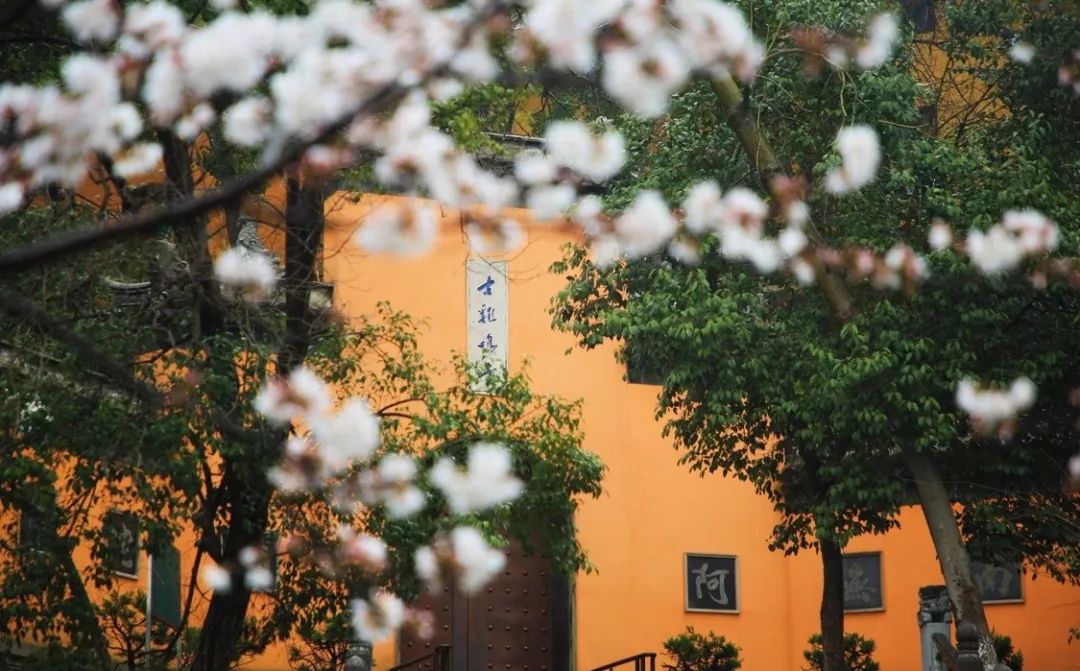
left=709, top=70, right=857, bottom=322
left=0, top=78, right=430, bottom=275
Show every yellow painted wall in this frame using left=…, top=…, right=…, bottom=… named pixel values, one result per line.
left=318, top=195, right=1080, bottom=671
left=5, top=188, right=1078, bottom=670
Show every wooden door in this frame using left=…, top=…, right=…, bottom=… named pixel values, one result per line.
left=398, top=543, right=569, bottom=671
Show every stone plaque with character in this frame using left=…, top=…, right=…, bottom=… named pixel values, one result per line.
left=684, top=553, right=739, bottom=613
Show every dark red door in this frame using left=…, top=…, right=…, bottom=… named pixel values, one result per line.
left=399, top=543, right=569, bottom=671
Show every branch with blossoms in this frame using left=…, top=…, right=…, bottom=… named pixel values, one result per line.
left=2, top=0, right=1078, bottom=649
left=198, top=365, right=530, bottom=642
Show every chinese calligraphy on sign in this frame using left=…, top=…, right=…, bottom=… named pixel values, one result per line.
left=467, top=259, right=508, bottom=393
left=103, top=510, right=140, bottom=578
left=684, top=554, right=739, bottom=613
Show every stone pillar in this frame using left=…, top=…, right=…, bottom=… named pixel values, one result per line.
left=343, top=641, right=373, bottom=671
left=918, top=585, right=952, bottom=671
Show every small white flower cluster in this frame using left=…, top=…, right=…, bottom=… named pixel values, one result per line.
left=430, top=442, right=523, bottom=514
left=354, top=199, right=441, bottom=257
left=513, top=121, right=627, bottom=220
left=580, top=181, right=810, bottom=277
left=824, top=125, right=881, bottom=195
left=61, top=0, right=120, bottom=44
left=414, top=525, right=508, bottom=595
left=793, top=12, right=899, bottom=73
left=519, top=0, right=763, bottom=117
left=352, top=93, right=526, bottom=254
left=810, top=243, right=931, bottom=292
left=955, top=377, right=1037, bottom=436
left=213, top=247, right=280, bottom=301
left=252, top=366, right=524, bottom=643
left=199, top=540, right=277, bottom=594
left=337, top=525, right=389, bottom=572
left=0, top=54, right=143, bottom=212
left=1009, top=41, right=1036, bottom=64
left=929, top=210, right=1060, bottom=277
left=964, top=210, right=1060, bottom=276
left=1058, top=49, right=1080, bottom=95
left=852, top=13, right=899, bottom=70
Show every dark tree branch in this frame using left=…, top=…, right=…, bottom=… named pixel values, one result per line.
left=0, top=286, right=258, bottom=446
left=0, top=53, right=445, bottom=277
left=0, top=286, right=161, bottom=406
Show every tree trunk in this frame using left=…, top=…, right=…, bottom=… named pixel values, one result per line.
left=709, top=72, right=856, bottom=323
left=904, top=450, right=999, bottom=670
left=190, top=579, right=256, bottom=671
left=190, top=455, right=276, bottom=671
left=60, top=546, right=113, bottom=669
left=190, top=180, right=326, bottom=671
left=820, top=537, right=847, bottom=671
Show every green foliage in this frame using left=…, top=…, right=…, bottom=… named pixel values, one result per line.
left=662, top=627, right=742, bottom=671
left=992, top=631, right=1024, bottom=671
left=803, top=633, right=879, bottom=671
left=261, top=306, right=604, bottom=648
left=1, top=190, right=602, bottom=664
left=551, top=0, right=1080, bottom=568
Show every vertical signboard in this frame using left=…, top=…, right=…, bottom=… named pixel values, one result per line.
left=467, top=259, right=508, bottom=393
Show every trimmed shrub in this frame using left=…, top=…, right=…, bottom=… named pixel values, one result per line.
left=803, top=633, right=880, bottom=671
left=662, top=627, right=742, bottom=671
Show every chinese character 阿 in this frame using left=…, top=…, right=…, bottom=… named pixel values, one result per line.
left=692, top=563, right=729, bottom=605
left=477, top=275, right=495, bottom=296
left=478, top=333, right=498, bottom=354
left=478, top=305, right=497, bottom=324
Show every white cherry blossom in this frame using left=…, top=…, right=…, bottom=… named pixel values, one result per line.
left=1009, top=42, right=1036, bottom=64
left=354, top=200, right=440, bottom=256
left=254, top=367, right=332, bottom=425
left=430, top=442, right=523, bottom=514
left=201, top=563, right=232, bottom=593
left=824, top=125, right=881, bottom=194
left=682, top=180, right=724, bottom=235
left=955, top=377, right=1037, bottom=432
left=351, top=592, right=406, bottom=642
left=520, top=0, right=622, bottom=73
left=112, top=142, right=162, bottom=178
left=0, top=182, right=25, bottom=215
left=964, top=210, right=1057, bottom=275
left=612, top=190, right=677, bottom=259
left=855, top=13, right=899, bottom=70
left=544, top=121, right=627, bottom=182
left=214, top=248, right=279, bottom=301
left=929, top=220, right=954, bottom=251
left=376, top=453, right=426, bottom=519
left=450, top=526, right=507, bottom=595
left=223, top=97, right=273, bottom=147
left=526, top=184, right=576, bottom=219
left=311, top=399, right=381, bottom=473
left=338, top=526, right=389, bottom=571
left=61, top=0, right=120, bottom=44
left=602, top=40, right=690, bottom=118
left=121, top=2, right=186, bottom=57
left=244, top=567, right=274, bottom=591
